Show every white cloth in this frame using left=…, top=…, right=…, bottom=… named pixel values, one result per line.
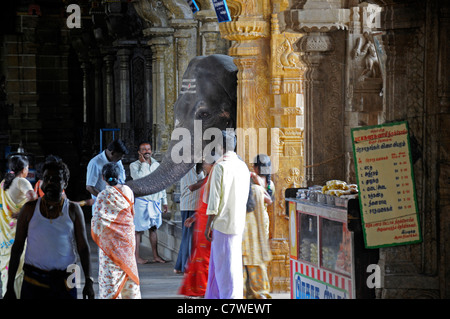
left=129, top=158, right=167, bottom=204
left=6, top=177, right=33, bottom=205
left=130, top=158, right=167, bottom=231
left=205, top=229, right=243, bottom=299
left=206, top=151, right=250, bottom=235
left=133, top=197, right=162, bottom=231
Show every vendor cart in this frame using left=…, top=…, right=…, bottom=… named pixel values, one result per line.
left=286, top=188, right=378, bottom=299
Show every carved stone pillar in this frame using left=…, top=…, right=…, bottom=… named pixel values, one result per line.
left=172, top=20, right=197, bottom=95
left=143, top=49, right=153, bottom=125
left=373, top=0, right=442, bottom=299
left=196, top=10, right=223, bottom=55
left=148, top=33, right=171, bottom=159
left=219, top=15, right=270, bottom=151
left=92, top=57, right=104, bottom=127
left=284, top=0, right=352, bottom=187
left=117, top=48, right=131, bottom=124
left=344, top=3, right=384, bottom=182
left=437, top=2, right=450, bottom=299
left=268, top=9, right=306, bottom=292
left=104, top=55, right=115, bottom=124
left=80, top=61, right=92, bottom=124
left=219, top=0, right=306, bottom=292
left=297, top=32, right=334, bottom=184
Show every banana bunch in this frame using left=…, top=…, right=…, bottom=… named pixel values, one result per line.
left=322, top=180, right=358, bottom=197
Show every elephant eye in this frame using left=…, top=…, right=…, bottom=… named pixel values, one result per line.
left=196, top=110, right=210, bottom=119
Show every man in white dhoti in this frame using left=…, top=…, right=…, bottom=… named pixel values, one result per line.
left=204, top=130, right=250, bottom=299
left=130, top=142, right=168, bottom=264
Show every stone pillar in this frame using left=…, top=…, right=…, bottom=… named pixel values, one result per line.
left=80, top=61, right=94, bottom=125
left=144, top=49, right=153, bottom=125
left=196, top=10, right=223, bottom=55
left=92, top=57, right=104, bottom=127
left=172, top=20, right=197, bottom=98
left=373, top=0, right=442, bottom=299
left=117, top=48, right=131, bottom=124
left=219, top=3, right=306, bottom=291
left=148, top=32, right=171, bottom=159
left=104, top=55, right=115, bottom=124
left=297, top=32, right=334, bottom=184
left=268, top=9, right=306, bottom=292
left=437, top=2, right=450, bottom=299
left=219, top=16, right=269, bottom=154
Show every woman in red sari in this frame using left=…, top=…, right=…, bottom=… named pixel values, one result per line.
left=179, top=156, right=217, bottom=298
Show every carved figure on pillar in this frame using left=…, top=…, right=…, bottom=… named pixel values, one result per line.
left=352, top=32, right=380, bottom=80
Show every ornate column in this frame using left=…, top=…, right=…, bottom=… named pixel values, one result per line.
left=171, top=19, right=198, bottom=97
left=104, top=54, right=115, bottom=125
left=220, top=0, right=306, bottom=292
left=437, top=2, right=450, bottom=299
left=144, top=48, right=153, bottom=125
left=80, top=61, right=92, bottom=124
left=284, top=0, right=350, bottom=185
left=117, top=48, right=131, bottom=124
left=268, top=7, right=306, bottom=292
left=373, top=0, right=442, bottom=299
left=343, top=3, right=384, bottom=182
left=196, top=9, right=226, bottom=55
left=147, top=32, right=171, bottom=159
left=219, top=14, right=270, bottom=151
left=297, top=32, right=334, bottom=184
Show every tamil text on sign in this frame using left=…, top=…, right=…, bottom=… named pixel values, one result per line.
left=351, top=121, right=422, bottom=248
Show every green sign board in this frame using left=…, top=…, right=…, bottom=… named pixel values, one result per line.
left=351, top=121, right=422, bottom=248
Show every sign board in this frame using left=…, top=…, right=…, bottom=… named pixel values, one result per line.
left=211, top=0, right=231, bottom=23
left=185, top=0, right=199, bottom=14
left=291, top=260, right=351, bottom=299
left=351, top=121, right=422, bottom=248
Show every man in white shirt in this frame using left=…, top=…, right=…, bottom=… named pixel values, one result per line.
left=204, top=130, right=250, bottom=299
left=174, top=165, right=204, bottom=274
left=129, top=142, right=168, bottom=264
left=86, top=139, right=128, bottom=200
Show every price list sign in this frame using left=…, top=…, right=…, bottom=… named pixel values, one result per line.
left=351, top=121, right=422, bottom=248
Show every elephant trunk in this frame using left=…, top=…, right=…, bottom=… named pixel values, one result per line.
left=126, top=148, right=195, bottom=198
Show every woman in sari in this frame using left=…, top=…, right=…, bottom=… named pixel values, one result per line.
left=179, top=154, right=218, bottom=298
left=0, top=155, right=37, bottom=297
left=242, top=154, right=274, bottom=299
left=91, top=162, right=141, bottom=299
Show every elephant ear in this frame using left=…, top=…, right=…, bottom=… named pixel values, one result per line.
left=212, top=54, right=238, bottom=109
left=205, top=54, right=238, bottom=127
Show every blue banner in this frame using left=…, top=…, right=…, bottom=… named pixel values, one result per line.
left=186, top=0, right=199, bottom=14
left=212, top=0, right=231, bottom=23
left=293, top=273, right=349, bottom=299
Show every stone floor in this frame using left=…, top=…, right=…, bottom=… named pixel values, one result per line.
left=85, top=231, right=290, bottom=299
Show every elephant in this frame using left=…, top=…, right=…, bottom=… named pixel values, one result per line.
left=126, top=54, right=238, bottom=197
